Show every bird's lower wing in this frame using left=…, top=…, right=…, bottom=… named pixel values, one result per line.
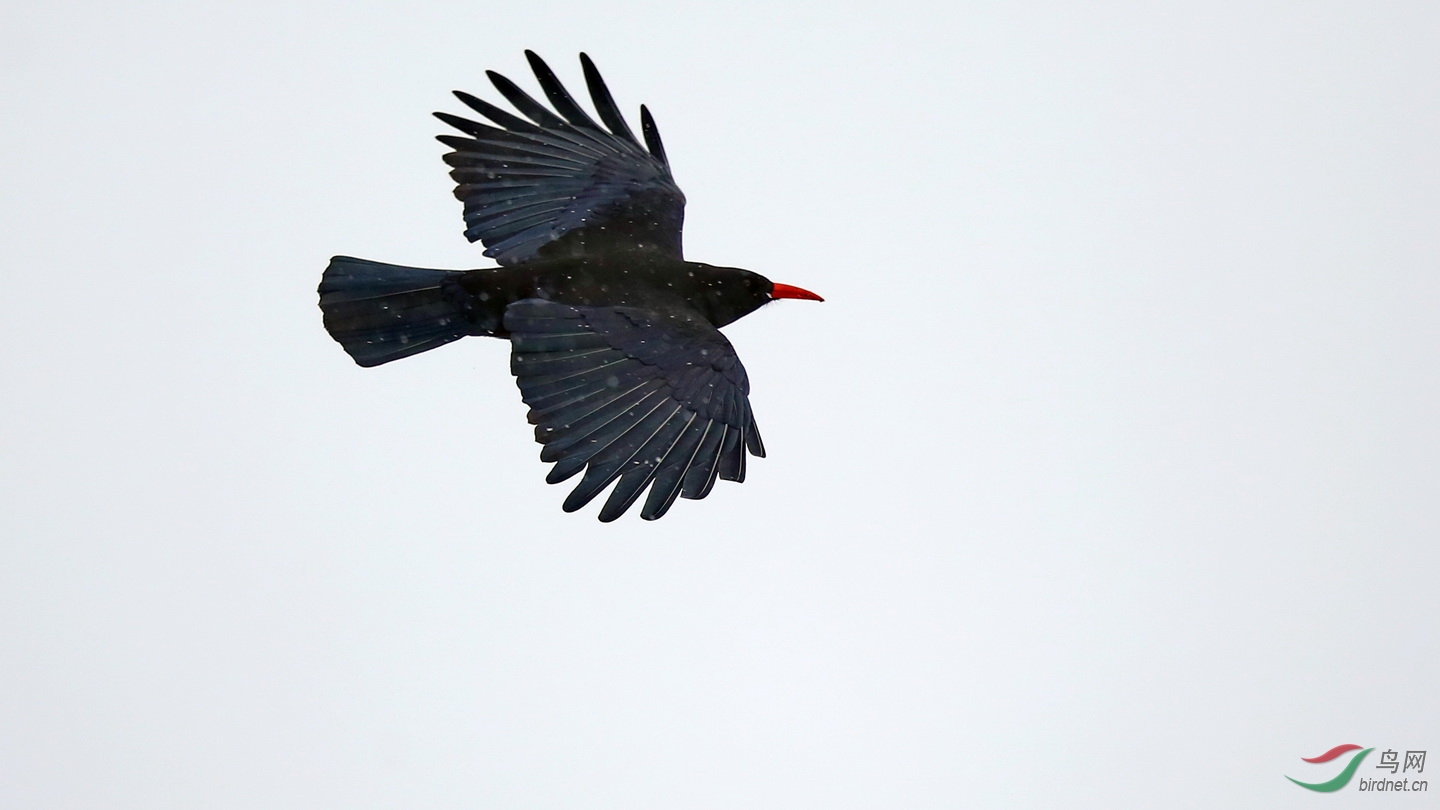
left=505, top=299, right=764, bottom=522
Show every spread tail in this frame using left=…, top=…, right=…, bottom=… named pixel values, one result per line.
left=318, top=256, right=469, bottom=367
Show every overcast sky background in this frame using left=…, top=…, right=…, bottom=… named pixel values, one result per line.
left=2, top=1, right=1437, bottom=807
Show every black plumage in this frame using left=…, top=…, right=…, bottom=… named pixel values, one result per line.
left=318, top=51, right=822, bottom=521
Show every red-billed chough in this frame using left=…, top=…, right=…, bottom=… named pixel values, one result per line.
left=319, top=51, right=823, bottom=521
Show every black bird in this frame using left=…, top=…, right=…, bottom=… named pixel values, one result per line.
left=318, top=51, right=823, bottom=521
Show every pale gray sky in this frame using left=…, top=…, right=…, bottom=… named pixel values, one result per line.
left=2, top=1, right=1437, bottom=807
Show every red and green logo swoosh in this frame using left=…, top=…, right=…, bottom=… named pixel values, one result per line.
left=1286, top=744, right=1373, bottom=792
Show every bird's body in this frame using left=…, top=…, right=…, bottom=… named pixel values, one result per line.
left=319, top=52, right=820, bottom=521
left=452, top=254, right=777, bottom=336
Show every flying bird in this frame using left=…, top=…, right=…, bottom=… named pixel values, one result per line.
left=318, top=51, right=823, bottom=521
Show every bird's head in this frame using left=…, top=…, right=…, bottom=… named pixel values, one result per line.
left=689, top=265, right=823, bottom=327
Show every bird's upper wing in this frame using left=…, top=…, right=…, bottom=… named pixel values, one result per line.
left=435, top=51, right=686, bottom=266
left=505, top=299, right=764, bottom=521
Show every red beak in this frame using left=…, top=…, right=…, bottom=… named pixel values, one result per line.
left=770, top=282, right=825, bottom=302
